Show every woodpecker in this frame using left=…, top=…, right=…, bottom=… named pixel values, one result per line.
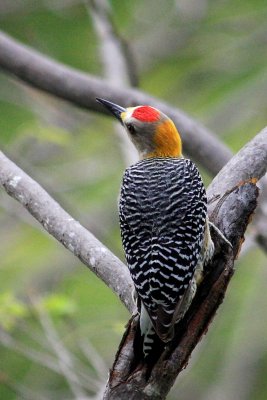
left=96, top=98, right=215, bottom=357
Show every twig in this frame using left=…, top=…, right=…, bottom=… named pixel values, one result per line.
left=86, top=0, right=138, bottom=165
left=34, top=304, right=92, bottom=398
left=0, top=377, right=51, bottom=400
left=0, top=321, right=100, bottom=395
left=0, top=328, right=63, bottom=374
left=86, top=0, right=137, bottom=87
left=78, top=338, right=108, bottom=379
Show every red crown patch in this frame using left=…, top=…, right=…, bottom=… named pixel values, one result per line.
left=132, top=106, right=160, bottom=122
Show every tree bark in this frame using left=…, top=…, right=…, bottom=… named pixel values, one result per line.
left=0, top=30, right=266, bottom=399
left=0, top=30, right=231, bottom=174
left=0, top=151, right=135, bottom=314
left=1, top=31, right=267, bottom=254
left=103, top=129, right=267, bottom=398
left=0, top=127, right=266, bottom=399
left=103, top=183, right=258, bottom=400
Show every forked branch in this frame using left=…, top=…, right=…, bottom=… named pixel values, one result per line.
left=0, top=30, right=231, bottom=174
left=1, top=31, right=267, bottom=255
left=103, top=129, right=266, bottom=399
left=0, top=28, right=266, bottom=397
left=102, top=186, right=258, bottom=400
left=0, top=127, right=266, bottom=399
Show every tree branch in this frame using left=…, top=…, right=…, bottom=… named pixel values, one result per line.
left=103, top=129, right=267, bottom=399
left=207, top=127, right=267, bottom=213
left=87, top=0, right=138, bottom=165
left=3, top=30, right=267, bottom=254
left=0, top=151, right=135, bottom=314
left=86, top=0, right=138, bottom=87
left=2, top=30, right=267, bottom=254
left=0, top=27, right=267, bottom=399
left=0, top=30, right=232, bottom=174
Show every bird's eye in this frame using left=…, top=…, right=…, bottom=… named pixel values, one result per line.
left=126, top=123, right=136, bottom=135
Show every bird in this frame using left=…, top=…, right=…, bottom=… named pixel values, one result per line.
left=96, top=97, right=215, bottom=357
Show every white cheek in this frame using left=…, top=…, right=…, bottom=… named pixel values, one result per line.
left=123, top=107, right=138, bottom=123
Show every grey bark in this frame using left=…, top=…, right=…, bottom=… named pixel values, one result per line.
left=103, top=129, right=267, bottom=399
left=0, top=30, right=231, bottom=174
left=0, top=29, right=266, bottom=400
left=103, top=182, right=258, bottom=400
left=1, top=30, right=267, bottom=254
left=208, top=127, right=267, bottom=214
left=0, top=151, right=135, bottom=314
left=0, top=127, right=266, bottom=398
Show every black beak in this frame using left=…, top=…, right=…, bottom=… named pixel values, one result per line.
left=96, top=98, right=126, bottom=125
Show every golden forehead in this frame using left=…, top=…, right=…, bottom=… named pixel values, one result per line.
left=121, top=107, right=138, bottom=122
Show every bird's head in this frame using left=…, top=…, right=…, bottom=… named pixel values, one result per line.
left=96, top=98, right=182, bottom=159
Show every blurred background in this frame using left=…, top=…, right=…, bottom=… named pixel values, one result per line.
left=0, top=1, right=266, bottom=399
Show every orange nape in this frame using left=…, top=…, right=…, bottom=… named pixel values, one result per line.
left=148, top=119, right=182, bottom=158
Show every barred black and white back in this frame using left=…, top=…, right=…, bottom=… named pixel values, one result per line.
left=119, top=157, right=210, bottom=355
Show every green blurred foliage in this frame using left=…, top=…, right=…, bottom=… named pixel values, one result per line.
left=0, top=293, right=29, bottom=330
left=0, top=1, right=266, bottom=399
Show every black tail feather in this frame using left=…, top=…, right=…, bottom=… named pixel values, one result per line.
left=133, top=317, right=165, bottom=366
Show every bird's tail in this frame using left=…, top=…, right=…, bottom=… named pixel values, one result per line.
left=133, top=303, right=164, bottom=363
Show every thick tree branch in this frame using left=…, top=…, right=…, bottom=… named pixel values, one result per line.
left=0, top=30, right=232, bottom=174
left=208, top=127, right=267, bottom=213
left=0, top=38, right=266, bottom=394
left=207, top=127, right=267, bottom=252
left=0, top=151, right=135, bottom=314
left=104, top=185, right=258, bottom=400
left=103, top=129, right=267, bottom=399
left=0, top=25, right=266, bottom=400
